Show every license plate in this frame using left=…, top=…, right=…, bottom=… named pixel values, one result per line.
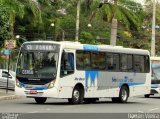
left=29, top=90, right=37, bottom=94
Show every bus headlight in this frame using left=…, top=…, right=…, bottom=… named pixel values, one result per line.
left=16, top=79, right=20, bottom=87
left=48, top=80, right=56, bottom=89
left=16, top=79, right=24, bottom=88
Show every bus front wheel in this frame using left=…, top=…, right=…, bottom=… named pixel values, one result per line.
left=68, top=86, right=84, bottom=104
left=35, top=97, right=47, bottom=104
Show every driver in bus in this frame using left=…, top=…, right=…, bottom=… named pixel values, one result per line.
left=50, top=56, right=56, bottom=67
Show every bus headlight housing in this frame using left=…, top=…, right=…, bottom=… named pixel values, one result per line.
left=48, top=80, right=56, bottom=89
left=16, top=79, right=25, bottom=88
left=16, top=79, right=20, bottom=87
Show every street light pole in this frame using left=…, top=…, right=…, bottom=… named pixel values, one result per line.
left=75, top=0, right=80, bottom=42
left=50, top=23, right=55, bottom=40
left=6, top=52, right=10, bottom=94
left=151, top=0, right=156, bottom=56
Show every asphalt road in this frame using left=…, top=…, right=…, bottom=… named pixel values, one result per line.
left=0, top=95, right=160, bottom=113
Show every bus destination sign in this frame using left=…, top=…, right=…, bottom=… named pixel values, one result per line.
left=23, top=44, right=59, bottom=51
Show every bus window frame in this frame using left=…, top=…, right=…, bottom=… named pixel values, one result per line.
left=60, top=51, right=75, bottom=77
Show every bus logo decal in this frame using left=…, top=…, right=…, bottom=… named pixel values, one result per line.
left=111, top=76, right=144, bottom=87
left=112, top=76, right=133, bottom=83
left=85, top=71, right=98, bottom=91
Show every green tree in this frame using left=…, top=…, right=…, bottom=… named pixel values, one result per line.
left=0, top=6, right=10, bottom=47
left=0, top=0, right=43, bottom=68
left=81, top=0, right=144, bottom=30
left=0, top=0, right=42, bottom=45
left=79, top=0, right=145, bottom=45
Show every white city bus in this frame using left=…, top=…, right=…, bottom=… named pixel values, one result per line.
left=145, top=57, right=160, bottom=98
left=15, top=41, right=151, bottom=104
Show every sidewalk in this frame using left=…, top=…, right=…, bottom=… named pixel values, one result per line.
left=0, top=89, right=21, bottom=101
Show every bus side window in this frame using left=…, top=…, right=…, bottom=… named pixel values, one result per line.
left=106, top=53, right=119, bottom=71
left=61, top=52, right=74, bottom=77
left=144, top=56, right=150, bottom=73
left=134, top=55, right=145, bottom=73
left=120, top=54, right=133, bottom=72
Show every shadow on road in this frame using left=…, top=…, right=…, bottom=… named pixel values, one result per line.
left=137, top=96, right=160, bottom=99
left=146, top=97, right=160, bottom=99
left=22, top=100, right=146, bottom=106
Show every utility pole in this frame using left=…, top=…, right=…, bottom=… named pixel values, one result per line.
left=75, top=0, right=80, bottom=42
left=110, top=0, right=117, bottom=46
left=151, top=0, right=156, bottom=56
left=6, top=52, right=10, bottom=94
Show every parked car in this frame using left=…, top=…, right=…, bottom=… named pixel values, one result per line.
left=0, top=69, right=15, bottom=90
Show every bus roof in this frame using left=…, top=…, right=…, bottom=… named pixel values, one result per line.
left=22, top=41, right=150, bottom=55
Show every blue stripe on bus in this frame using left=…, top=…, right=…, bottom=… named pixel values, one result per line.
left=119, top=82, right=144, bottom=88
left=83, top=45, right=99, bottom=51
left=19, top=82, right=48, bottom=90
left=30, top=87, right=48, bottom=90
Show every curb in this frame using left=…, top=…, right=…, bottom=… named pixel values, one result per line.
left=0, top=95, right=22, bottom=101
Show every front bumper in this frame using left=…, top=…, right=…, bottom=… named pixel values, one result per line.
left=15, top=86, right=59, bottom=98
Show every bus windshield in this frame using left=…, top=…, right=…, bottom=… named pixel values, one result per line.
left=17, top=51, right=59, bottom=78
left=152, top=64, right=160, bottom=80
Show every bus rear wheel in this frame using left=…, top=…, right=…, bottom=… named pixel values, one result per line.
left=68, top=86, right=84, bottom=104
left=120, top=86, right=129, bottom=102
left=112, top=86, right=129, bottom=103
left=35, top=97, right=47, bottom=104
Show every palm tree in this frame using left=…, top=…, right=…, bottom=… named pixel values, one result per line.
left=79, top=0, right=144, bottom=45
left=82, top=0, right=144, bottom=30
left=0, top=0, right=24, bottom=40
left=0, top=0, right=42, bottom=68
left=0, top=0, right=42, bottom=40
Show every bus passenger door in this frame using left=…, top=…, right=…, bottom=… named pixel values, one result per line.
left=59, top=50, right=75, bottom=98
left=60, top=51, right=74, bottom=76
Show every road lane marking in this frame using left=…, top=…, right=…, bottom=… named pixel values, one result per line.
left=149, top=108, right=159, bottom=112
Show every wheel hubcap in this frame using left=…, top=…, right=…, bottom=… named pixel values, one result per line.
left=73, top=90, right=80, bottom=101
left=122, top=89, right=127, bottom=101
